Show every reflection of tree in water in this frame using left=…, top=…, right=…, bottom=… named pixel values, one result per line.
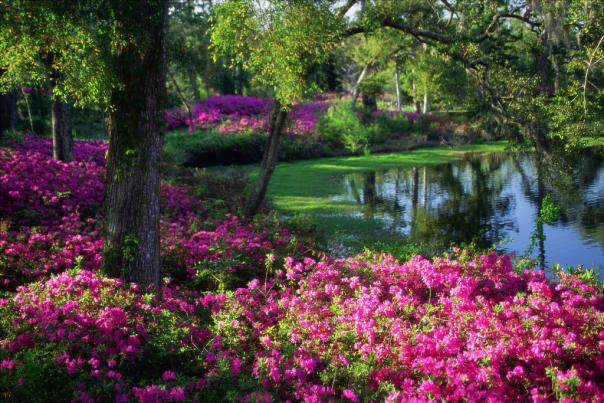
left=343, top=153, right=516, bottom=248
left=509, top=148, right=604, bottom=268
left=346, top=170, right=404, bottom=225
left=409, top=154, right=514, bottom=249
left=561, top=150, right=604, bottom=250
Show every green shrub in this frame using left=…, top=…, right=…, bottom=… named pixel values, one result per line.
left=369, top=114, right=412, bottom=144
left=164, top=129, right=335, bottom=167
left=163, top=129, right=267, bottom=166
left=279, top=135, right=334, bottom=161
left=317, top=103, right=368, bottom=153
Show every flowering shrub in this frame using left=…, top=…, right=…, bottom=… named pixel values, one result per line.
left=165, top=95, right=328, bottom=135
left=0, top=270, right=210, bottom=402
left=0, top=147, right=105, bottom=225
left=7, top=134, right=108, bottom=165
left=0, top=213, right=103, bottom=290
left=0, top=136, right=296, bottom=290
left=286, top=102, right=329, bottom=135
left=165, top=96, right=272, bottom=131
left=1, top=136, right=603, bottom=402
left=218, top=115, right=268, bottom=135
left=208, top=252, right=604, bottom=401
left=1, top=243, right=603, bottom=400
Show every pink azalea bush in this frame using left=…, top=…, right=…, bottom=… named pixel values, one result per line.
left=0, top=136, right=296, bottom=290
left=1, top=251, right=603, bottom=401
left=1, top=136, right=603, bottom=401
left=286, top=102, right=329, bottom=135
left=7, top=134, right=108, bottom=165
left=0, top=147, right=105, bottom=225
left=0, top=270, right=210, bottom=402
left=165, top=95, right=328, bottom=135
left=207, top=252, right=604, bottom=401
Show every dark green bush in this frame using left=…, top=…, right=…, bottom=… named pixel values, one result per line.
left=164, top=129, right=335, bottom=167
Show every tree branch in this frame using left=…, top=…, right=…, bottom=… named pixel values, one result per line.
left=381, top=17, right=452, bottom=44
left=336, top=0, right=358, bottom=19
left=476, top=12, right=540, bottom=43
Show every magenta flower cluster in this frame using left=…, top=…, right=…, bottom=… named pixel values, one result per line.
left=209, top=253, right=604, bottom=401
left=1, top=136, right=603, bottom=401
left=165, top=95, right=328, bottom=135
left=7, top=134, right=108, bottom=165
left=165, top=95, right=272, bottom=131
left=0, top=136, right=293, bottom=291
left=286, top=102, right=329, bottom=135
left=0, top=269, right=208, bottom=402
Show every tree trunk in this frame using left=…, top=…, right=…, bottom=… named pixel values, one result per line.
left=21, top=90, right=34, bottom=133
left=244, top=101, right=287, bottom=219
left=168, top=70, right=194, bottom=132
left=412, top=79, right=421, bottom=113
left=188, top=69, right=201, bottom=101
left=0, top=91, right=17, bottom=135
left=51, top=98, right=73, bottom=162
left=351, top=63, right=369, bottom=109
left=538, top=32, right=554, bottom=98
left=394, top=62, right=402, bottom=112
left=422, top=91, right=428, bottom=114
left=103, top=1, right=169, bottom=288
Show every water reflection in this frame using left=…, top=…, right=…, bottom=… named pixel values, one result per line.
left=333, top=150, right=604, bottom=270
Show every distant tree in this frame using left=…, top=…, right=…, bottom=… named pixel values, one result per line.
left=0, top=5, right=96, bottom=160
left=211, top=0, right=342, bottom=218
left=0, top=89, right=17, bottom=136
left=338, top=0, right=603, bottom=149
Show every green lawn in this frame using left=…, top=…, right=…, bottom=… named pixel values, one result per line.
left=266, top=141, right=509, bottom=214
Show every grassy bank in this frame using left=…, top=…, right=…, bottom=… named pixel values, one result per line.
left=213, top=141, right=509, bottom=252
left=266, top=141, right=508, bottom=213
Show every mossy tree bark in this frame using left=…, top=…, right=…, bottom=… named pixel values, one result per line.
left=244, top=100, right=287, bottom=219
left=103, top=1, right=169, bottom=288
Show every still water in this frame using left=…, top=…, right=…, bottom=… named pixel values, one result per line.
left=327, top=151, right=604, bottom=270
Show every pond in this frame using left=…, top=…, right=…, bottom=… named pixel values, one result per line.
left=282, top=150, right=604, bottom=271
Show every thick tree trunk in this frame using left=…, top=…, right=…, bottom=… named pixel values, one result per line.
left=103, top=1, right=169, bottom=288
left=539, top=32, right=554, bottom=98
left=244, top=101, right=287, bottom=219
left=51, top=98, right=73, bottom=162
left=394, top=62, right=402, bottom=112
left=0, top=91, right=17, bottom=135
left=351, top=63, right=369, bottom=109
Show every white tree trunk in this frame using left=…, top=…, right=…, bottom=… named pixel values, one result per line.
left=395, top=62, right=402, bottom=112
left=422, top=91, right=428, bottom=114
left=351, top=63, right=369, bottom=109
